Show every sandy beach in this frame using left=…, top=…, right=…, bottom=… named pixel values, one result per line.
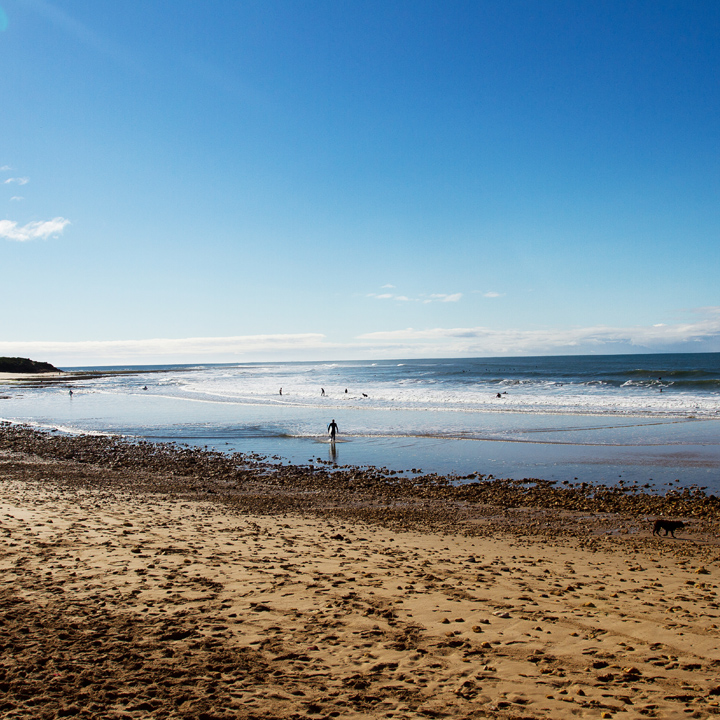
left=0, top=372, right=66, bottom=382
left=2, top=425, right=720, bottom=719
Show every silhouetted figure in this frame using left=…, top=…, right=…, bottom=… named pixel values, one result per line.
left=362, top=393, right=368, bottom=397
left=345, top=388, right=348, bottom=393
left=328, top=419, right=339, bottom=442
left=496, top=393, right=502, bottom=398
left=321, top=388, right=325, bottom=396
left=279, top=388, right=282, bottom=395
left=69, top=390, right=73, bottom=396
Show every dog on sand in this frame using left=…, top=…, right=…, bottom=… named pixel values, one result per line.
left=652, top=519, right=685, bottom=538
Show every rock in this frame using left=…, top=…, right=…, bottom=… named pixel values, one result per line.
left=0, top=356, right=61, bottom=373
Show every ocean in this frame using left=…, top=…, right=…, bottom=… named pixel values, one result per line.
left=2, top=353, right=719, bottom=492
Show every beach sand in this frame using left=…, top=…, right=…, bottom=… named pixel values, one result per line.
left=0, top=372, right=65, bottom=381
left=2, top=427, right=720, bottom=719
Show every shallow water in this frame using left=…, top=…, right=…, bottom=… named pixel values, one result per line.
left=2, top=356, right=719, bottom=492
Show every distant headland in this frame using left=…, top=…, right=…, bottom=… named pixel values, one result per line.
left=0, top=357, right=61, bottom=374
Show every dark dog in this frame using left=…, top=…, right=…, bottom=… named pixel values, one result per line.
left=652, top=519, right=685, bottom=538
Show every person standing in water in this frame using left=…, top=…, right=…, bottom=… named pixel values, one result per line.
left=327, top=419, right=339, bottom=442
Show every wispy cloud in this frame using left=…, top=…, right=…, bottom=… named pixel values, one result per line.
left=5, top=310, right=720, bottom=365
left=10, top=196, right=24, bottom=202
left=0, top=217, right=71, bottom=242
left=0, top=165, right=12, bottom=172
left=483, top=291, right=503, bottom=298
left=0, top=333, right=334, bottom=365
left=430, top=293, right=462, bottom=302
left=380, top=284, right=395, bottom=289
left=369, top=290, right=463, bottom=303
left=356, top=308, right=720, bottom=357
left=4, top=177, right=29, bottom=185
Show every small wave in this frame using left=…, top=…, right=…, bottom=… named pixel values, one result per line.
left=0, top=418, right=109, bottom=436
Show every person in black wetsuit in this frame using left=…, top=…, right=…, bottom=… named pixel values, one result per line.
left=327, top=419, right=339, bottom=442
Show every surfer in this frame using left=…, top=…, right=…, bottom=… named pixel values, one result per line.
left=321, top=388, right=326, bottom=396
left=279, top=388, right=282, bottom=395
left=327, top=419, right=339, bottom=442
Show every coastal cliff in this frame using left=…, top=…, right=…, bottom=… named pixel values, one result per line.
left=0, top=357, right=61, bottom=373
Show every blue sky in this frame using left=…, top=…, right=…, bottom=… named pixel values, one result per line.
left=1, top=0, right=719, bottom=365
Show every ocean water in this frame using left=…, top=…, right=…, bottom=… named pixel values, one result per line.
left=2, top=353, right=719, bottom=492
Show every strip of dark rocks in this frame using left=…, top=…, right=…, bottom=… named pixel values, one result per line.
left=1, top=422, right=719, bottom=540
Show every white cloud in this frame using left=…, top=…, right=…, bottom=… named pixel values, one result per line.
left=380, top=284, right=395, bottom=289
left=5, top=310, right=720, bottom=365
left=0, top=333, right=334, bottom=365
left=483, top=291, right=503, bottom=298
left=429, top=293, right=462, bottom=302
left=10, top=196, right=24, bottom=202
left=4, top=177, right=29, bottom=185
left=373, top=291, right=463, bottom=303
left=0, top=217, right=70, bottom=242
left=356, top=308, right=720, bottom=357
left=0, top=165, right=11, bottom=171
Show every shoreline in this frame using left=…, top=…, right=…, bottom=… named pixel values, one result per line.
left=2, top=425, right=720, bottom=718
left=1, top=403, right=718, bottom=493
left=0, top=371, right=66, bottom=381
left=2, top=422, right=720, bottom=524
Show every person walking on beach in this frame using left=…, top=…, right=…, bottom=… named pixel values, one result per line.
left=327, top=419, right=339, bottom=442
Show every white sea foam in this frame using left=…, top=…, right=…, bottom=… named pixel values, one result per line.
left=0, top=418, right=110, bottom=436
left=130, top=362, right=720, bottom=419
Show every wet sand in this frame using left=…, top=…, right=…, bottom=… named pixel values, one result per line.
left=2, top=424, right=720, bottom=719
left=0, top=371, right=65, bottom=381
